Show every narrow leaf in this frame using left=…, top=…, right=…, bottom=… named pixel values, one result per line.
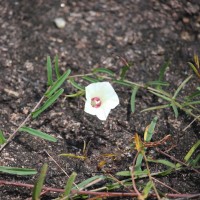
left=93, top=68, right=114, bottom=76
left=156, top=60, right=170, bottom=89
left=54, top=55, right=61, bottom=79
left=147, top=81, right=169, bottom=87
left=188, top=62, right=200, bottom=78
left=20, top=126, right=57, bottom=142
left=0, top=130, right=6, bottom=144
left=142, top=181, right=153, bottom=199
left=144, top=116, right=158, bottom=142
left=147, top=158, right=176, bottom=168
left=131, top=86, right=139, bottom=113
left=116, top=170, right=148, bottom=177
left=149, top=91, right=172, bottom=102
left=82, top=76, right=99, bottom=83
left=113, top=80, right=134, bottom=87
left=45, top=69, right=71, bottom=98
left=47, top=56, right=53, bottom=86
left=141, top=104, right=171, bottom=113
left=32, top=88, right=64, bottom=118
left=173, top=75, right=193, bottom=99
left=65, top=90, right=85, bottom=98
left=63, top=172, right=77, bottom=199
left=59, top=153, right=86, bottom=160
left=184, top=140, right=200, bottom=163
left=185, top=90, right=200, bottom=100
left=69, top=78, right=84, bottom=90
left=0, top=166, right=37, bottom=175
left=32, top=163, right=48, bottom=200
left=171, top=102, right=179, bottom=118
left=120, top=63, right=131, bottom=80
left=135, top=153, right=143, bottom=171
left=74, top=175, right=105, bottom=190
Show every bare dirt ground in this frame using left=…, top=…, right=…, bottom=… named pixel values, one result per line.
left=0, top=0, right=200, bottom=199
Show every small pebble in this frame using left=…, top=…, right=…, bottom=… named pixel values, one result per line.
left=54, top=17, right=66, bottom=29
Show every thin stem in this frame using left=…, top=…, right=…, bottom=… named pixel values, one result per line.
left=143, top=152, right=161, bottom=200
left=0, top=180, right=199, bottom=199
left=0, top=95, right=46, bottom=152
left=156, top=148, right=200, bottom=174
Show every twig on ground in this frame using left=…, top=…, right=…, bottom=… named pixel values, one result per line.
left=1, top=179, right=200, bottom=199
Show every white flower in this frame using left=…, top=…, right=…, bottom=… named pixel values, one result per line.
left=84, top=82, right=119, bottom=120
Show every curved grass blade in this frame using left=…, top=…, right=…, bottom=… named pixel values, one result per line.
left=173, top=75, right=193, bottom=99
left=20, top=126, right=57, bottom=142
left=156, top=60, right=170, bottom=89
left=184, top=140, right=200, bottom=163
left=93, top=68, right=114, bottom=76
left=32, top=88, right=64, bottom=118
left=63, top=172, right=77, bottom=199
left=188, top=62, right=200, bottom=78
left=185, top=90, right=200, bottom=100
left=147, top=158, right=176, bottom=168
left=144, top=116, right=158, bottom=142
left=69, top=78, right=84, bottom=91
left=45, top=69, right=71, bottom=98
left=0, top=130, right=6, bottom=145
left=82, top=76, right=99, bottom=83
left=120, top=63, right=131, bottom=80
left=47, top=56, right=53, bottom=86
left=141, top=104, right=171, bottom=113
left=32, top=163, right=48, bottom=200
left=142, top=181, right=153, bottom=199
left=0, top=166, right=37, bottom=175
left=54, top=55, right=61, bottom=79
left=183, top=100, right=200, bottom=106
left=171, top=102, right=178, bottom=118
left=74, top=175, right=105, bottom=190
left=131, top=86, right=139, bottom=113
left=65, top=90, right=85, bottom=98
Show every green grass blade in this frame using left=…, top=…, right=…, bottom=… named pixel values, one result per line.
left=93, top=68, right=114, bottom=76
left=131, top=86, right=139, bottom=113
left=65, top=90, right=85, bottom=98
left=147, top=158, right=176, bottom=168
left=0, top=166, right=37, bottom=175
left=0, top=130, right=6, bottom=144
left=142, top=181, right=153, bottom=199
left=120, top=63, right=131, bottom=80
left=69, top=78, right=84, bottom=91
left=32, top=163, right=48, bottom=200
left=54, top=55, right=61, bottom=79
left=192, top=154, right=200, bottom=166
left=45, top=69, right=71, bottom=98
left=147, top=81, right=169, bottom=87
left=141, top=104, right=171, bottom=113
left=188, top=62, right=200, bottom=78
left=144, top=116, right=158, bottom=142
left=156, top=60, right=170, bottom=89
left=73, top=175, right=105, bottom=190
left=82, top=76, right=99, bottom=83
left=113, top=80, right=134, bottom=87
left=173, top=75, right=193, bottom=99
left=63, top=172, right=77, bottom=199
left=116, top=170, right=148, bottom=177
left=183, top=100, right=200, bottom=106
left=171, top=102, right=179, bottom=118
left=149, top=91, right=172, bottom=102
left=185, top=91, right=200, bottom=100
left=32, top=88, right=64, bottom=118
left=20, top=126, right=57, bottom=142
left=135, top=153, right=143, bottom=171
left=47, top=56, right=53, bottom=86
left=184, top=140, right=200, bottom=163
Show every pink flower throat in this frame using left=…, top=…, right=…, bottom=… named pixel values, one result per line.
left=91, top=97, right=101, bottom=108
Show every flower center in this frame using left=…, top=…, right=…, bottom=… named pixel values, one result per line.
left=91, top=97, right=101, bottom=108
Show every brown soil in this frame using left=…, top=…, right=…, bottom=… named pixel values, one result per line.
left=0, top=0, right=200, bottom=199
